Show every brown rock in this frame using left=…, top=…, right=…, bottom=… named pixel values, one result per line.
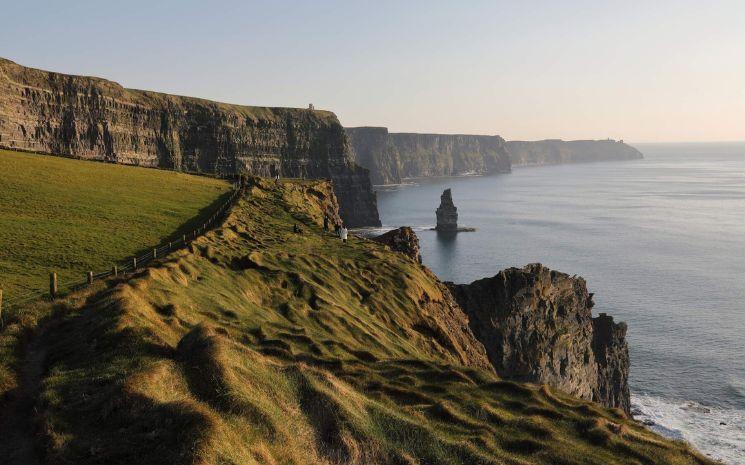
left=448, top=263, right=631, bottom=414
left=373, top=227, right=422, bottom=263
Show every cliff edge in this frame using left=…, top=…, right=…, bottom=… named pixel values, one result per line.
left=0, top=58, right=380, bottom=227
left=507, top=139, right=644, bottom=166
left=448, top=263, right=631, bottom=414
left=346, top=127, right=511, bottom=184
left=0, top=179, right=712, bottom=464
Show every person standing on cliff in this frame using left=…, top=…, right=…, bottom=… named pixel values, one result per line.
left=340, top=226, right=348, bottom=243
left=323, top=216, right=329, bottom=232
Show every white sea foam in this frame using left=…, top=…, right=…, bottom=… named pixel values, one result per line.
left=351, top=225, right=435, bottom=237
left=632, top=394, right=745, bottom=464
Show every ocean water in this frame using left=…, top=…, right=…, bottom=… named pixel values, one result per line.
left=368, top=143, right=745, bottom=464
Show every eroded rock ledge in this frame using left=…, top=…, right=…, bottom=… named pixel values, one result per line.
left=448, top=263, right=631, bottom=413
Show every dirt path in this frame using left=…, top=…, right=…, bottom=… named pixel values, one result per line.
left=0, top=336, right=48, bottom=465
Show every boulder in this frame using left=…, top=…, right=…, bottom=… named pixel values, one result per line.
left=373, top=227, right=422, bottom=264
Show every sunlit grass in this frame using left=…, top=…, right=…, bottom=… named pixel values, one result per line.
left=0, top=149, right=231, bottom=298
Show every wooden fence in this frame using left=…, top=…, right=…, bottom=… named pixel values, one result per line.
left=0, top=180, right=245, bottom=325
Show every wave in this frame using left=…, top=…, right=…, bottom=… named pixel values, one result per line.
left=632, top=394, right=745, bottom=464
left=351, top=225, right=435, bottom=237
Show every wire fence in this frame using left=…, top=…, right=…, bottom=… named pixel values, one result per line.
left=0, top=180, right=245, bottom=326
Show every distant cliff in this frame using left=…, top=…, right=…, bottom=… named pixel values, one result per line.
left=346, top=127, right=642, bottom=185
left=346, top=127, right=511, bottom=185
left=507, top=139, right=644, bottom=166
left=448, top=263, right=631, bottom=413
left=0, top=58, right=380, bottom=227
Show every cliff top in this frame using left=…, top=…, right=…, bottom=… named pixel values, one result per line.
left=0, top=177, right=713, bottom=465
left=0, top=57, right=339, bottom=124
left=346, top=126, right=506, bottom=140
left=0, top=148, right=231, bottom=298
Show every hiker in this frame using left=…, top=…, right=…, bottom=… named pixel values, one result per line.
left=293, top=223, right=302, bottom=234
left=334, top=222, right=341, bottom=237
left=340, top=226, right=348, bottom=243
left=323, top=216, right=329, bottom=231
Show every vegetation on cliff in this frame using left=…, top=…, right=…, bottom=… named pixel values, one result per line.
left=0, top=149, right=231, bottom=298
left=0, top=177, right=714, bottom=465
left=0, top=58, right=380, bottom=227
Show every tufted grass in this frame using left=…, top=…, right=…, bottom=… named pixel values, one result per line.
left=0, top=178, right=715, bottom=465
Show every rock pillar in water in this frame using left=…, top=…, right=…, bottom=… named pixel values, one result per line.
left=436, top=189, right=458, bottom=232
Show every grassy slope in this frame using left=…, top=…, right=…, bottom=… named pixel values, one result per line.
left=0, top=149, right=231, bottom=298
left=0, top=179, right=713, bottom=465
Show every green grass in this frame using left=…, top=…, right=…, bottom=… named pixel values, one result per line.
left=0, top=149, right=231, bottom=299
left=0, top=178, right=715, bottom=465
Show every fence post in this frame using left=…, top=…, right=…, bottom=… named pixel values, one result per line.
left=133, top=257, right=138, bottom=270
left=153, top=248, right=157, bottom=259
left=168, top=241, right=172, bottom=250
left=112, top=265, right=118, bottom=277
left=182, top=234, right=186, bottom=243
left=50, top=272, right=58, bottom=299
left=87, top=271, right=94, bottom=285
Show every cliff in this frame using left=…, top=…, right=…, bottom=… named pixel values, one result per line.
left=448, top=263, right=631, bottom=414
left=0, top=58, right=380, bottom=227
left=346, top=126, right=511, bottom=184
left=506, top=139, right=644, bottom=166
left=372, top=226, right=422, bottom=263
left=0, top=179, right=713, bottom=464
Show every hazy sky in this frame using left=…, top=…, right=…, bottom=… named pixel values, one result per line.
left=2, top=1, right=743, bottom=142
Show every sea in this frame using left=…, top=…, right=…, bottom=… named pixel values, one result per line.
left=363, top=143, right=745, bottom=464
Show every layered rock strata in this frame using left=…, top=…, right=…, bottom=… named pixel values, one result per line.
left=346, top=127, right=511, bottom=185
left=0, top=58, right=380, bottom=227
left=346, top=128, right=643, bottom=185
left=372, top=226, right=422, bottom=263
left=448, top=263, right=631, bottom=413
left=506, top=139, right=644, bottom=166
left=435, top=189, right=458, bottom=232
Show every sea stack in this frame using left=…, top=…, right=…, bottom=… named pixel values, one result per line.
left=436, top=189, right=459, bottom=232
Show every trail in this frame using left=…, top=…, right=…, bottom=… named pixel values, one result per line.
left=0, top=333, right=48, bottom=465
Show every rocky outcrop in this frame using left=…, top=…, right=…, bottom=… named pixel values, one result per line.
left=435, top=189, right=458, bottom=232
left=448, top=263, right=631, bottom=413
left=373, top=226, right=422, bottom=263
left=592, top=313, right=631, bottom=414
left=506, top=139, right=644, bottom=166
left=0, top=58, right=380, bottom=227
left=346, top=127, right=511, bottom=184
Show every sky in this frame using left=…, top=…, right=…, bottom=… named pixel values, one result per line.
left=1, top=0, right=744, bottom=142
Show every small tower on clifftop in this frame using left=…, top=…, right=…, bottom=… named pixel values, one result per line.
left=308, top=103, right=314, bottom=110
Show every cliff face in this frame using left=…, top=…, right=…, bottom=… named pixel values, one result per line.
left=448, top=263, right=631, bottom=413
left=507, top=139, right=644, bottom=166
left=592, top=313, right=631, bottom=414
left=0, top=58, right=380, bottom=227
left=346, top=127, right=511, bottom=184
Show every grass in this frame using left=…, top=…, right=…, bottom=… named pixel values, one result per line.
left=0, top=178, right=715, bottom=465
left=0, top=149, right=232, bottom=300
